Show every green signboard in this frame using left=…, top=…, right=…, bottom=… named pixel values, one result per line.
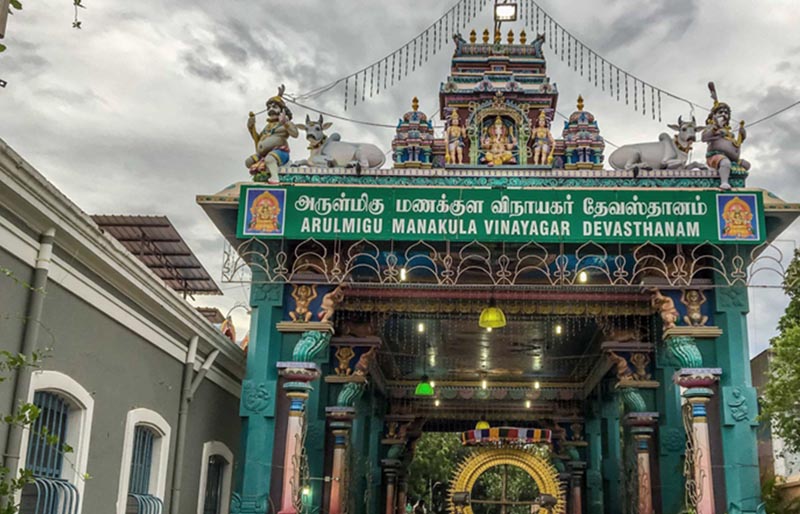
left=238, top=185, right=765, bottom=244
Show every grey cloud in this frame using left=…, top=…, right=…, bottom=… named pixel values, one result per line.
left=182, top=49, right=233, bottom=83
left=597, top=0, right=698, bottom=52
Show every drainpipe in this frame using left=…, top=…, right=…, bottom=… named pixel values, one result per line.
left=169, top=334, right=219, bottom=514
left=2, top=228, right=56, bottom=479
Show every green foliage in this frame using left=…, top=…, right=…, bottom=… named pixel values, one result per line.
left=761, top=477, right=800, bottom=514
left=761, top=250, right=800, bottom=453
left=407, top=433, right=466, bottom=502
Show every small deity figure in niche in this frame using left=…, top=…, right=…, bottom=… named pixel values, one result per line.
left=335, top=346, right=355, bottom=375
left=651, top=288, right=679, bottom=329
left=289, top=284, right=317, bottom=322
left=630, top=353, right=652, bottom=380
left=721, top=196, right=755, bottom=239
left=354, top=346, right=377, bottom=376
left=318, top=284, right=346, bottom=323
left=245, top=85, right=299, bottom=184
left=531, top=110, right=554, bottom=166
left=248, top=190, right=282, bottom=234
left=570, top=422, right=584, bottom=441
left=481, top=116, right=518, bottom=166
left=445, top=110, right=466, bottom=165
left=681, top=289, right=709, bottom=327
left=702, top=81, right=750, bottom=190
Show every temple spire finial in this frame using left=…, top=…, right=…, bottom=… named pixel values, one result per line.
left=469, top=29, right=477, bottom=44
left=577, top=95, right=585, bottom=111
left=411, top=97, right=419, bottom=112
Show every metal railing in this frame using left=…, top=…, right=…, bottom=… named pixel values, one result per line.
left=19, top=477, right=79, bottom=514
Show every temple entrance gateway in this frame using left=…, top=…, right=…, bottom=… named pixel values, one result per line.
left=197, top=2, right=800, bottom=513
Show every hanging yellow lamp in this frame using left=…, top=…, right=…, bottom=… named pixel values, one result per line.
left=475, top=417, right=490, bottom=430
left=479, top=297, right=506, bottom=329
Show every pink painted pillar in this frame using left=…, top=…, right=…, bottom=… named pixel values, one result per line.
left=676, top=370, right=720, bottom=514
left=278, top=365, right=319, bottom=514
left=686, top=392, right=715, bottom=514
left=382, top=461, right=400, bottom=514
left=634, top=430, right=654, bottom=514
left=329, top=427, right=350, bottom=514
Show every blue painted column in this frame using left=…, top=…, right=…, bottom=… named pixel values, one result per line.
left=712, top=285, right=761, bottom=513
left=233, top=283, right=284, bottom=514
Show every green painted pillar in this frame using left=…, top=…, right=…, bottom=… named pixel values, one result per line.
left=234, top=282, right=284, bottom=513
left=585, top=400, right=603, bottom=514
left=655, top=344, right=686, bottom=514
left=366, top=394, right=385, bottom=514
left=600, top=388, right=622, bottom=514
left=713, top=285, right=761, bottom=513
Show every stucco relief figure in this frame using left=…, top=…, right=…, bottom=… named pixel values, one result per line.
left=531, top=33, right=546, bottom=57
left=531, top=110, right=554, bottom=166
left=293, top=114, right=386, bottom=169
left=702, top=81, right=750, bottom=190
left=481, top=116, right=517, bottom=166
left=608, top=115, right=706, bottom=171
left=245, top=85, right=299, bottom=184
left=608, top=351, right=634, bottom=381
left=318, top=284, right=346, bottom=323
left=289, top=284, right=317, bottom=322
left=651, top=288, right=679, bottom=329
left=728, top=387, right=749, bottom=422
left=630, top=353, right=651, bottom=380
left=445, top=110, right=466, bottom=165
left=681, top=290, right=709, bottom=326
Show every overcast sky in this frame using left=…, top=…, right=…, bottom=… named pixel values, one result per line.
left=1, top=0, right=798, bottom=356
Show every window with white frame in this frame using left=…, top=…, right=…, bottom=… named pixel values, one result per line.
left=116, top=409, right=171, bottom=514
left=18, top=371, right=94, bottom=514
left=196, top=441, right=234, bottom=514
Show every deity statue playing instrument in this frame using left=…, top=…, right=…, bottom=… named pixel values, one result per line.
left=531, top=110, right=554, bottom=166
left=481, top=116, right=518, bottom=166
left=445, top=110, right=466, bottom=165
left=245, top=85, right=299, bottom=184
left=702, top=81, right=750, bottom=190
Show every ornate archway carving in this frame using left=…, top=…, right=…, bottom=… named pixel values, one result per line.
left=448, top=447, right=566, bottom=514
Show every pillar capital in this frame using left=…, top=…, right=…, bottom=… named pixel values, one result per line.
left=673, top=368, right=721, bottom=389
left=278, top=361, right=321, bottom=384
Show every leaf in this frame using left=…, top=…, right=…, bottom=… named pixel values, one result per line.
left=0, top=44, right=6, bottom=53
left=9, top=0, right=22, bottom=10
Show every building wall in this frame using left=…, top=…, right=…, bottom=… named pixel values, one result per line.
left=0, top=138, right=245, bottom=514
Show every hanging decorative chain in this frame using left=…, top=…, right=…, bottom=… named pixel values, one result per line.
left=521, top=0, right=706, bottom=120
left=291, top=0, right=491, bottom=110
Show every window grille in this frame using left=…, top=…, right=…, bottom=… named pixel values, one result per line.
left=126, top=425, right=162, bottom=514
left=26, top=391, right=69, bottom=478
left=202, top=456, right=225, bottom=514
left=19, top=391, right=79, bottom=514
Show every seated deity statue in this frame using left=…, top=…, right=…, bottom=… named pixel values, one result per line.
left=481, top=116, right=518, bottom=166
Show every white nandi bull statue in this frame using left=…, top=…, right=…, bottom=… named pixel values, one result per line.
left=293, top=115, right=386, bottom=169
left=608, top=116, right=707, bottom=172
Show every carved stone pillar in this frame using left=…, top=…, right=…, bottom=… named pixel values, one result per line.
left=396, top=474, right=408, bottom=514
left=675, top=369, right=720, bottom=514
left=327, top=408, right=355, bottom=514
left=277, top=362, right=320, bottom=514
left=382, top=460, right=401, bottom=514
left=567, top=462, right=585, bottom=514
left=624, top=413, right=658, bottom=514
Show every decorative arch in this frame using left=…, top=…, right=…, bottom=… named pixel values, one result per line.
left=196, top=441, right=234, bottom=514
left=448, top=448, right=566, bottom=514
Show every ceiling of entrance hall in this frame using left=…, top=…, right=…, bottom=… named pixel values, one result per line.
left=378, top=314, right=607, bottom=382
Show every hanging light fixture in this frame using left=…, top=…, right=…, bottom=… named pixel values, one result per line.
left=479, top=297, right=506, bottom=329
left=414, top=375, right=435, bottom=396
left=475, top=416, right=490, bottom=430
